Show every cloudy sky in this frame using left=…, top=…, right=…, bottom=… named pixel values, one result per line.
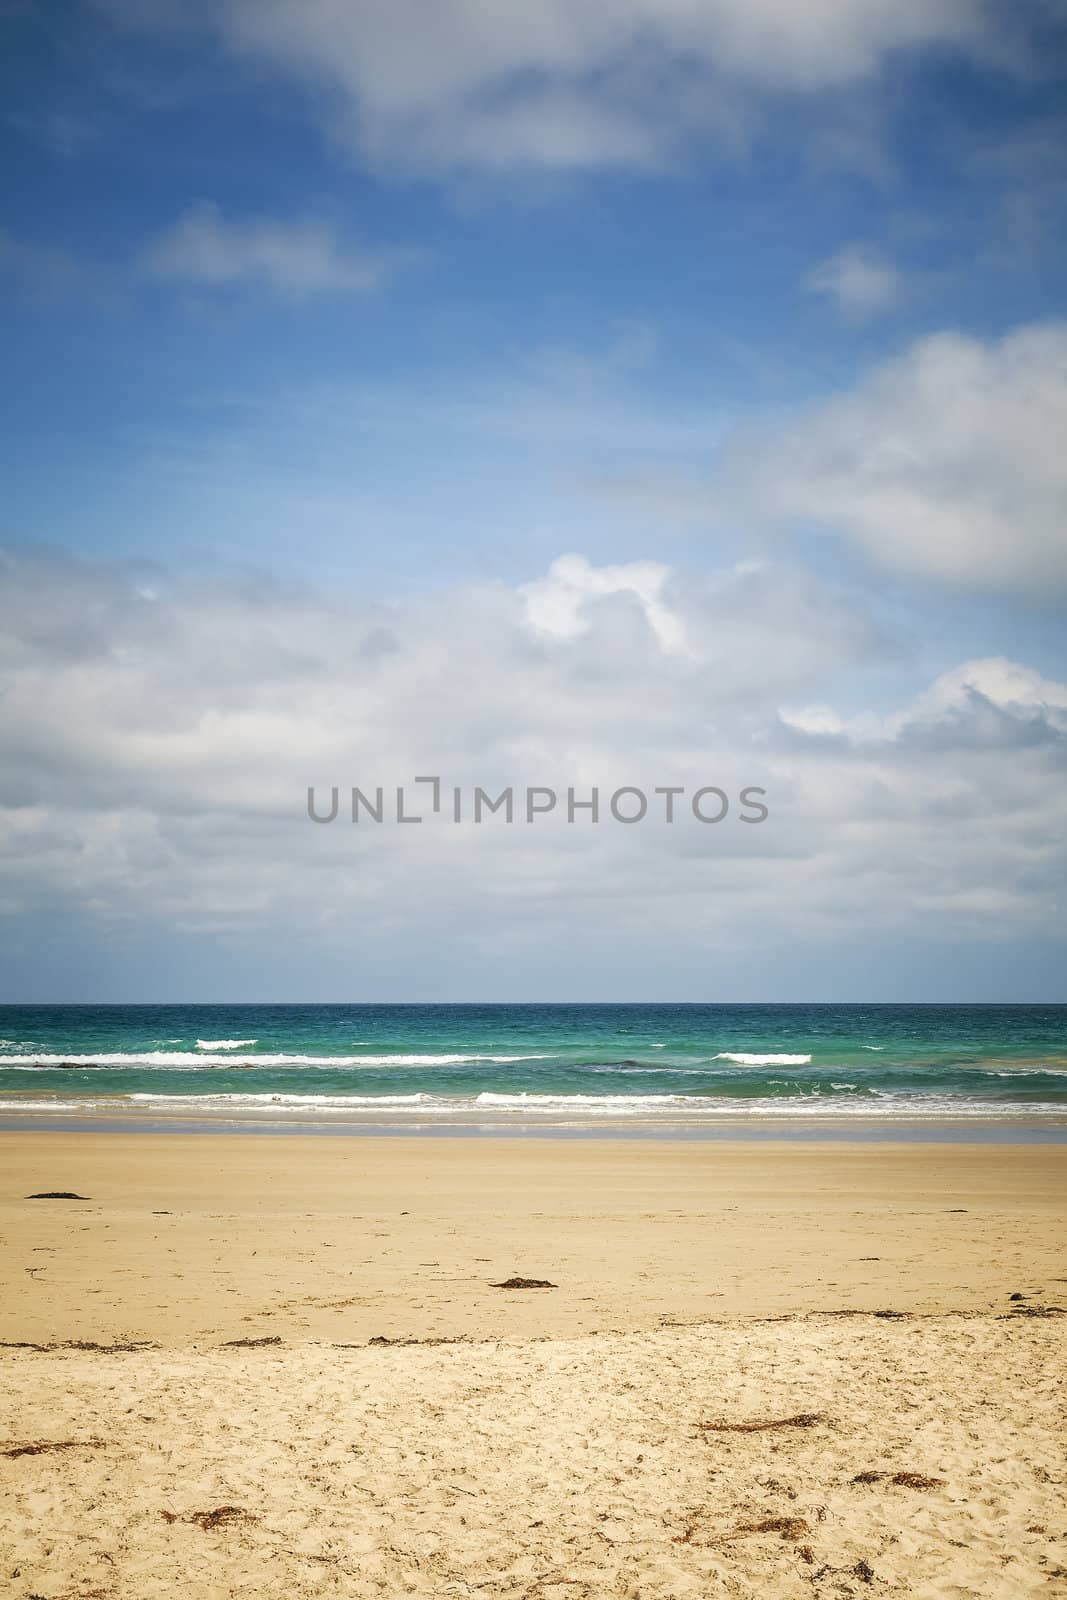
left=2, top=1, right=1065, bottom=1002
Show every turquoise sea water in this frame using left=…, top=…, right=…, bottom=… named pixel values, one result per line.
left=1, top=1003, right=1066, bottom=1131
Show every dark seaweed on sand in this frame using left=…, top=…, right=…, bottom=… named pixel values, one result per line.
left=851, top=1470, right=945, bottom=1489
left=825, top=1308, right=911, bottom=1320
left=0, top=1339, right=154, bottom=1353
left=674, top=1512, right=813, bottom=1547
left=364, top=1334, right=470, bottom=1346
left=1, top=1438, right=105, bottom=1458
left=489, top=1276, right=557, bottom=1289
left=734, top=1515, right=811, bottom=1542
left=700, top=1412, right=826, bottom=1433
left=161, top=1505, right=258, bottom=1530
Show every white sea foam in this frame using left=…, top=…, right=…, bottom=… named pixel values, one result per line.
left=2, top=1091, right=1064, bottom=1122
left=861, top=1046, right=885, bottom=1051
left=327, top=1053, right=547, bottom=1066
left=196, top=1039, right=257, bottom=1049
left=129, top=1092, right=442, bottom=1109
left=989, top=1067, right=1067, bottom=1078
left=475, top=1092, right=692, bottom=1110
left=714, top=1052, right=812, bottom=1066
left=0, top=1051, right=548, bottom=1069
left=0, top=1100, right=90, bottom=1112
left=588, top=1065, right=709, bottom=1076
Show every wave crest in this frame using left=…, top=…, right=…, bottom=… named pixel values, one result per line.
left=714, top=1052, right=812, bottom=1066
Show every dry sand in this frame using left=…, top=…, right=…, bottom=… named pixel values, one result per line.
left=1, top=1133, right=1065, bottom=1597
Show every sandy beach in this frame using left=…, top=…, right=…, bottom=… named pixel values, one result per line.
left=1, top=1133, right=1065, bottom=1597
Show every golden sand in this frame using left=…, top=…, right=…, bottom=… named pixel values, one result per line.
left=1, top=1133, right=1065, bottom=1597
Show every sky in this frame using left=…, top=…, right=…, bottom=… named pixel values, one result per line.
left=1, top=0, right=1066, bottom=1002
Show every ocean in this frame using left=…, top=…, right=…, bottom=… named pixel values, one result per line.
left=1, top=1002, right=1066, bottom=1135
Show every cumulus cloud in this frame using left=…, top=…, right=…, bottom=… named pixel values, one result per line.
left=521, top=554, right=690, bottom=655
left=804, top=243, right=901, bottom=321
left=0, top=546, right=1063, bottom=975
left=782, top=657, right=1067, bottom=743
left=101, top=0, right=1003, bottom=174
left=726, top=321, right=1067, bottom=595
left=773, top=653, right=1067, bottom=932
left=140, top=203, right=400, bottom=297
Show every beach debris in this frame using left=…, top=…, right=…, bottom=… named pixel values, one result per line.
left=161, top=1505, right=258, bottom=1530
left=489, top=1276, right=557, bottom=1289
left=221, top=1335, right=282, bottom=1347
left=680, top=1488, right=826, bottom=1547
left=672, top=1510, right=814, bottom=1548
left=734, top=1516, right=812, bottom=1542
left=999, top=1304, right=1064, bottom=1318
left=851, top=1470, right=944, bottom=1489
left=363, top=1334, right=471, bottom=1347
left=24, top=1191, right=89, bottom=1200
left=34, top=1591, right=111, bottom=1600
left=0, top=1339, right=154, bottom=1353
left=1009, top=1292, right=1027, bottom=1301
left=67, top=1338, right=152, bottom=1352
left=809, top=1557, right=880, bottom=1584
left=1, top=1438, right=105, bottom=1458
left=824, top=1308, right=910, bottom=1320
left=701, top=1412, right=825, bottom=1434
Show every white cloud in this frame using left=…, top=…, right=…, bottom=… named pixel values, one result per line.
left=804, top=243, right=901, bottom=320
left=521, top=554, right=689, bottom=654
left=0, top=546, right=1063, bottom=969
left=727, top=321, right=1067, bottom=595
left=783, top=657, right=1067, bottom=741
left=769, top=654, right=1067, bottom=943
left=104, top=0, right=999, bottom=174
left=915, top=658, right=1067, bottom=724
left=140, top=203, right=399, bottom=297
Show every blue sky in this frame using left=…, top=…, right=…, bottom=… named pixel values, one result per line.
left=2, top=1, right=1066, bottom=1000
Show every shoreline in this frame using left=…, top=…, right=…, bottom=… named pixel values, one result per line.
left=2, top=1111, right=1067, bottom=1141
